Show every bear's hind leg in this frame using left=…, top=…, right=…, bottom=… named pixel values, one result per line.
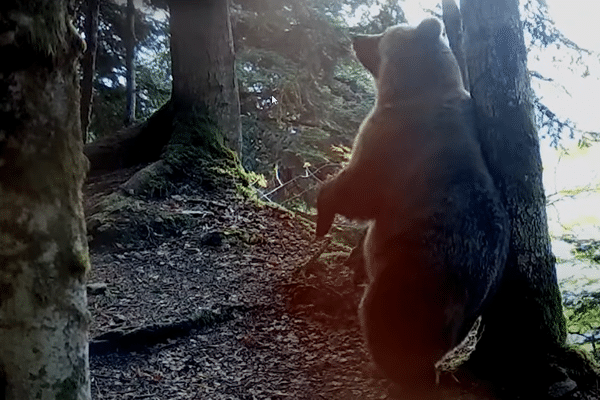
left=359, top=243, right=465, bottom=399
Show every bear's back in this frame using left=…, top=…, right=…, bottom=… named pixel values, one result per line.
left=351, top=94, right=496, bottom=225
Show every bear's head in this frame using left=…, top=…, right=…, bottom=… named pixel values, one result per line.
left=353, top=18, right=464, bottom=102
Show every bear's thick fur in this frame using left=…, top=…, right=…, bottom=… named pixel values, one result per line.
left=316, top=18, right=509, bottom=397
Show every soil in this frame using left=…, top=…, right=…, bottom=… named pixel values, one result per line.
left=84, top=164, right=582, bottom=400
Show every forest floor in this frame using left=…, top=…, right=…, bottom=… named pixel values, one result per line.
left=83, top=164, right=524, bottom=400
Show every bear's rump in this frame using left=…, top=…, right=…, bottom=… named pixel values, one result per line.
left=359, top=191, right=508, bottom=385
left=359, top=243, right=469, bottom=387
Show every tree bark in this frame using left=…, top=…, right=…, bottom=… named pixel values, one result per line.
left=86, top=0, right=243, bottom=180
left=0, top=2, right=90, bottom=399
left=442, top=0, right=469, bottom=92
left=81, top=0, right=100, bottom=143
left=85, top=101, right=174, bottom=175
left=169, top=0, right=242, bottom=154
left=461, top=0, right=567, bottom=393
left=124, top=0, right=136, bottom=125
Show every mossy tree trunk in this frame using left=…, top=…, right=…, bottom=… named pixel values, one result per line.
left=86, top=0, right=242, bottom=181
left=0, top=1, right=90, bottom=399
left=115, top=0, right=242, bottom=194
left=460, top=0, right=569, bottom=395
left=168, top=0, right=241, bottom=155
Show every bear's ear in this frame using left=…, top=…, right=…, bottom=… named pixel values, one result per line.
left=353, top=34, right=382, bottom=77
left=416, top=18, right=442, bottom=40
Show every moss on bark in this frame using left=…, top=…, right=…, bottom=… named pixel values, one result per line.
left=0, top=1, right=90, bottom=399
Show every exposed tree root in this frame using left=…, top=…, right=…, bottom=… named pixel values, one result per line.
left=85, top=101, right=174, bottom=175
left=90, top=305, right=250, bottom=356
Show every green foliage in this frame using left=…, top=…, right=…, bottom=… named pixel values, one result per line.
left=90, top=85, right=126, bottom=142
left=333, top=58, right=373, bottom=90
left=564, top=291, right=600, bottom=358
left=233, top=0, right=392, bottom=213
left=523, top=0, right=585, bottom=51
left=560, top=239, right=600, bottom=360
left=522, top=0, right=600, bottom=147
left=135, top=17, right=171, bottom=119
left=572, top=239, right=600, bottom=264
left=329, top=144, right=352, bottom=164
left=79, top=0, right=156, bottom=85
left=331, top=58, right=376, bottom=117
left=346, top=0, right=406, bottom=34
left=77, top=1, right=171, bottom=139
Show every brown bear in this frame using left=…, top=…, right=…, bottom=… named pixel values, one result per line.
left=316, top=18, right=509, bottom=398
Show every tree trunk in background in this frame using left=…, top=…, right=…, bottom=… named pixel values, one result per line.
left=86, top=0, right=243, bottom=184
left=442, top=0, right=469, bottom=92
left=124, top=0, right=136, bottom=125
left=81, top=0, right=100, bottom=143
left=0, top=1, right=90, bottom=399
left=461, top=0, right=567, bottom=394
left=169, top=0, right=242, bottom=155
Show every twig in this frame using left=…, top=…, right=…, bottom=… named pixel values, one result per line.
left=303, top=236, right=332, bottom=267
left=263, top=163, right=339, bottom=198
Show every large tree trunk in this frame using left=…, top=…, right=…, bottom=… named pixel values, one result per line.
left=169, top=0, right=242, bottom=154
left=460, top=0, right=568, bottom=395
left=124, top=0, right=136, bottom=125
left=85, top=0, right=242, bottom=180
left=81, top=0, right=100, bottom=143
left=84, top=101, right=174, bottom=175
left=110, top=0, right=242, bottom=195
left=0, top=2, right=90, bottom=399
